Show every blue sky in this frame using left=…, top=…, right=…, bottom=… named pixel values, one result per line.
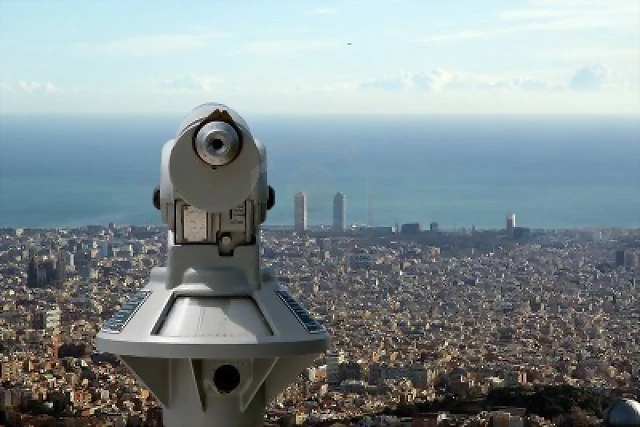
left=0, top=0, right=638, bottom=114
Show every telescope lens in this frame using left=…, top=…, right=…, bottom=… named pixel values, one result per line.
left=213, top=364, right=241, bottom=394
left=194, top=122, right=241, bottom=166
left=210, top=138, right=225, bottom=152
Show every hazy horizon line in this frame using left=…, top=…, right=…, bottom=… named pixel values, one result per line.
left=1, top=223, right=638, bottom=232
left=2, top=112, right=639, bottom=118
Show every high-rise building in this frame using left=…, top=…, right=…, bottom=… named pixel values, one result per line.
left=35, top=308, right=61, bottom=331
left=401, top=223, right=421, bottom=235
left=627, top=252, right=639, bottom=269
left=27, top=256, right=39, bottom=287
left=327, top=350, right=345, bottom=385
left=333, top=192, right=346, bottom=232
left=506, top=212, right=516, bottom=235
left=27, top=254, right=62, bottom=288
left=615, top=250, right=638, bottom=269
left=294, top=192, right=307, bottom=233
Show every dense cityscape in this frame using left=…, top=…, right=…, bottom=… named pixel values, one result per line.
left=2, top=0, right=639, bottom=425
left=0, top=193, right=639, bottom=427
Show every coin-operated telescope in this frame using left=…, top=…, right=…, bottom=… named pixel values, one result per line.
left=96, top=103, right=330, bottom=427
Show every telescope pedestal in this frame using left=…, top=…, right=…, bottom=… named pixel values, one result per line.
left=95, top=103, right=330, bottom=426
left=97, top=261, right=328, bottom=427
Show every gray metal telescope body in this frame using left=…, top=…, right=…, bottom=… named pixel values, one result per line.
left=96, top=103, right=330, bottom=427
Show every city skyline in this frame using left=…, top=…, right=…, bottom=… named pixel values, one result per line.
left=1, top=0, right=639, bottom=114
left=293, top=190, right=527, bottom=232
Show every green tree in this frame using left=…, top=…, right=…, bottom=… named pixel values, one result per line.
left=555, top=407, right=594, bottom=427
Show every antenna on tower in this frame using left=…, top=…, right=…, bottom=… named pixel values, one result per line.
left=96, top=103, right=330, bottom=427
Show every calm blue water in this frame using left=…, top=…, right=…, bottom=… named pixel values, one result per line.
left=0, top=114, right=639, bottom=229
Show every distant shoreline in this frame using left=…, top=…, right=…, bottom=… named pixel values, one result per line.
left=1, top=224, right=638, bottom=232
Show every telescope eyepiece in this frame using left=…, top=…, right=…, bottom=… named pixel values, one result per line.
left=194, top=121, right=240, bottom=167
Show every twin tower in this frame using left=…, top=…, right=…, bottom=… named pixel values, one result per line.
left=294, top=192, right=346, bottom=233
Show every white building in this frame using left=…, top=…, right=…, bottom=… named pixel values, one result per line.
left=294, top=192, right=307, bottom=233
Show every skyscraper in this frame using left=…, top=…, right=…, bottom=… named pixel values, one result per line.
left=294, top=192, right=307, bottom=233
left=27, top=255, right=61, bottom=288
left=27, top=256, right=39, bottom=287
left=506, top=212, right=516, bottom=235
left=333, top=192, right=346, bottom=232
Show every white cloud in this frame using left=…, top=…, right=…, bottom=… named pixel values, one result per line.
left=569, top=64, right=610, bottom=91
left=306, top=7, right=337, bottom=15
left=159, top=74, right=221, bottom=93
left=497, top=5, right=638, bottom=22
left=14, top=80, right=61, bottom=94
left=528, top=0, right=634, bottom=6
left=357, top=66, right=629, bottom=93
left=417, top=2, right=639, bottom=44
left=3, top=82, right=638, bottom=115
left=416, top=29, right=511, bottom=43
left=18, top=81, right=41, bottom=93
left=293, top=82, right=357, bottom=93
left=75, top=32, right=228, bottom=57
left=523, top=16, right=635, bottom=32
left=498, top=9, right=576, bottom=20
left=262, top=81, right=358, bottom=96
left=532, top=47, right=640, bottom=63
left=243, top=40, right=339, bottom=56
left=358, top=69, right=554, bottom=92
left=43, top=82, right=61, bottom=93
left=358, top=74, right=409, bottom=92
left=502, top=1, right=640, bottom=30
left=503, top=0, right=640, bottom=18
left=0, top=82, right=12, bottom=92
left=259, top=70, right=553, bottom=94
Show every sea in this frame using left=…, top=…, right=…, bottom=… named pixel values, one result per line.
left=0, top=114, right=639, bottom=230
